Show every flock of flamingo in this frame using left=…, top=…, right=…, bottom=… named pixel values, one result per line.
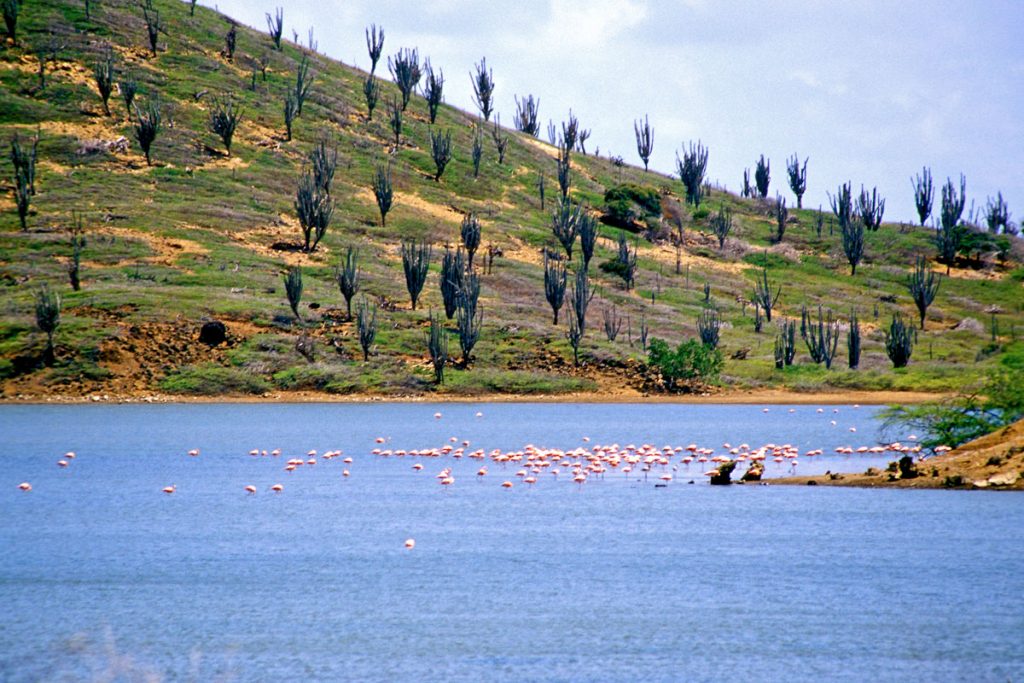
left=15, top=407, right=948, bottom=501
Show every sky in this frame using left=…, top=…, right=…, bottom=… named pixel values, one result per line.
left=202, top=0, right=1024, bottom=225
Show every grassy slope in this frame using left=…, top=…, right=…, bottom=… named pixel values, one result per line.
left=1, top=0, right=1022, bottom=399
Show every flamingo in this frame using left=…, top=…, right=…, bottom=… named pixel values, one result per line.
left=162, top=485, right=176, bottom=494
left=188, top=449, right=200, bottom=457
left=244, top=485, right=257, bottom=495
left=57, top=460, right=68, bottom=468
left=18, top=482, right=31, bottom=491
left=342, top=469, right=350, bottom=477
left=271, top=484, right=283, bottom=492
left=64, top=451, right=76, bottom=459
left=501, top=481, right=513, bottom=488
left=434, top=412, right=442, bottom=419
left=405, top=538, right=416, bottom=549
left=412, top=463, right=424, bottom=471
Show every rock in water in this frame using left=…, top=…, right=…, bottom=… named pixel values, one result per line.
left=741, top=462, right=764, bottom=482
left=199, top=321, right=227, bottom=346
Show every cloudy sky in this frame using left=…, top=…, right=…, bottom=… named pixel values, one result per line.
left=203, top=0, right=1023, bottom=224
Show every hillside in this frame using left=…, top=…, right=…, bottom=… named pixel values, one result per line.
left=1, top=0, right=1022, bottom=401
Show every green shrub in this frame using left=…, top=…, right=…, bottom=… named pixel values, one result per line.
left=647, top=337, right=723, bottom=392
left=602, top=184, right=661, bottom=228
left=161, top=365, right=269, bottom=395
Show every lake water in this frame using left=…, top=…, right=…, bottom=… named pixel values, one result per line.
left=1, top=403, right=1022, bottom=682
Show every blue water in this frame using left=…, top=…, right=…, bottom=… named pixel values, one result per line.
left=1, top=403, right=1021, bottom=682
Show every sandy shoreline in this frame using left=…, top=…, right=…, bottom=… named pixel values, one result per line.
left=0, top=388, right=945, bottom=405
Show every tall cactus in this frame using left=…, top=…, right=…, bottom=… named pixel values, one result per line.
left=710, top=205, right=732, bottom=249
left=847, top=309, right=861, bottom=369
left=365, top=24, right=384, bottom=73
left=801, top=305, right=839, bottom=368
left=556, top=139, right=571, bottom=198
left=401, top=240, right=431, bottom=311
left=907, top=255, right=940, bottom=329
left=426, top=311, right=448, bottom=384
left=634, top=115, right=654, bottom=172
left=388, top=47, right=421, bottom=111
left=841, top=215, right=865, bottom=275
left=786, top=154, right=808, bottom=208
left=544, top=252, right=567, bottom=324
left=752, top=264, right=781, bottom=322
left=697, top=308, right=721, bottom=349
left=429, top=127, right=453, bottom=181
left=676, top=141, right=709, bottom=208
left=552, top=196, right=581, bottom=259
left=440, top=246, right=466, bottom=320
left=912, top=166, right=933, bottom=226
left=936, top=174, right=966, bottom=273
left=460, top=213, right=481, bottom=269
left=578, top=209, right=598, bottom=273
left=885, top=313, right=913, bottom=368
left=772, top=194, right=788, bottom=243
left=336, top=247, right=360, bottom=320
left=266, top=7, right=283, bottom=50
left=283, top=266, right=303, bottom=321
left=356, top=297, right=377, bottom=361
left=774, top=320, right=796, bottom=368
left=754, top=155, right=770, bottom=198
left=470, top=57, right=495, bottom=121
left=857, top=185, right=886, bottom=231
left=514, top=95, right=540, bottom=136
left=423, top=60, right=444, bottom=124
left=372, top=162, right=393, bottom=227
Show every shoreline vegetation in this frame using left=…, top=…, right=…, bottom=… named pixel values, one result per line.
left=771, top=417, right=1024, bottom=491
left=0, top=388, right=946, bottom=405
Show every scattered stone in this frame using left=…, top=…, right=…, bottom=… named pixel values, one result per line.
left=199, top=321, right=227, bottom=346
left=987, top=472, right=1019, bottom=487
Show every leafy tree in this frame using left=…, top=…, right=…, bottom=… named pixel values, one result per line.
left=647, top=338, right=723, bottom=391
left=881, top=368, right=1024, bottom=450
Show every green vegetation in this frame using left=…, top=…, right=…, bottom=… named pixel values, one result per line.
left=647, top=338, right=723, bottom=391
left=882, top=367, right=1024, bottom=450
left=0, top=0, right=1020, bottom=400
